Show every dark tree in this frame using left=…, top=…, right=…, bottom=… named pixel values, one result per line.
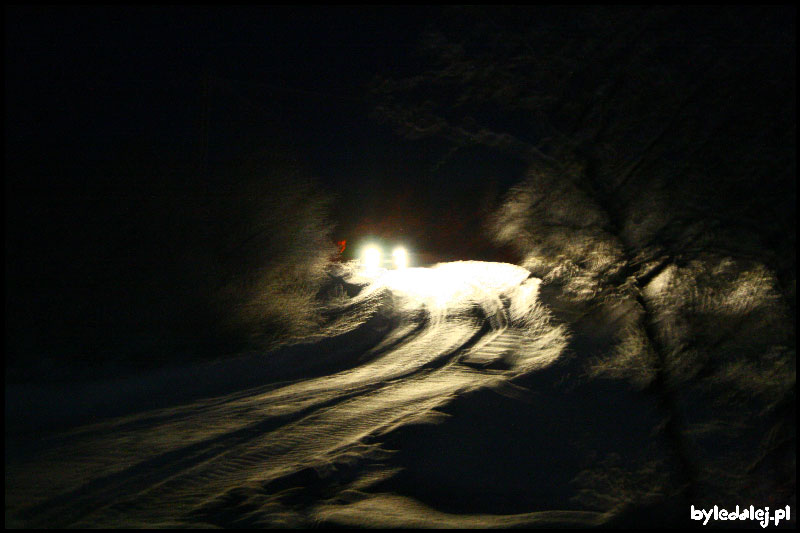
left=373, top=5, right=795, bottom=517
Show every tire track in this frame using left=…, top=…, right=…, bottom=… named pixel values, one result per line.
left=7, top=262, right=569, bottom=528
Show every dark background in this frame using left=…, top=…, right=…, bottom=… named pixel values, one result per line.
left=5, top=6, right=795, bottom=382
left=6, top=6, right=513, bottom=249
left=4, top=6, right=796, bottom=523
left=6, top=6, right=520, bottom=380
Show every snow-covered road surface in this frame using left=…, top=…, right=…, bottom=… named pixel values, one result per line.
left=6, top=261, right=612, bottom=528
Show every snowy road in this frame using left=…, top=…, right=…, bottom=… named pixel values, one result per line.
left=6, top=261, right=609, bottom=528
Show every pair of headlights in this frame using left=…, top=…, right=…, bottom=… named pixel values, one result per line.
left=361, top=245, right=409, bottom=270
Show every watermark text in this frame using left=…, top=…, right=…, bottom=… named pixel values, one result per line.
left=691, top=505, right=792, bottom=528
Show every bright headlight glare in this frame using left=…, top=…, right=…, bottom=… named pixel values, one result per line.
left=363, top=245, right=382, bottom=270
left=392, top=247, right=408, bottom=269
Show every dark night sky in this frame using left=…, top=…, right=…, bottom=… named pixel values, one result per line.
left=5, top=6, right=504, bottom=249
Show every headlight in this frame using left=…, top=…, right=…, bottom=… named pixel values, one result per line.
left=362, top=245, right=382, bottom=270
left=392, top=247, right=409, bottom=269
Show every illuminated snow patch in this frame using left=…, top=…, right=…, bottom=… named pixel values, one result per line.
left=377, top=261, right=532, bottom=307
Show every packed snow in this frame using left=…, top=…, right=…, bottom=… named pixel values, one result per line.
left=6, top=261, right=639, bottom=528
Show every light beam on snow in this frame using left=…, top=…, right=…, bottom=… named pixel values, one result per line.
left=5, top=260, right=570, bottom=529
left=367, top=260, right=533, bottom=309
